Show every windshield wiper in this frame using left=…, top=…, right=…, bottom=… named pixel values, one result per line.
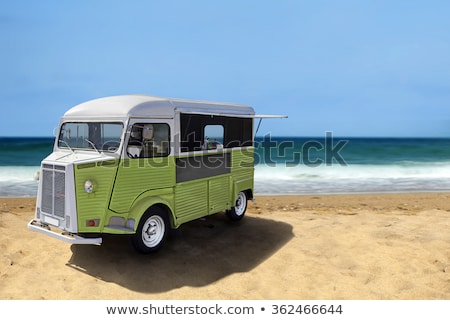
left=84, top=139, right=101, bottom=154
left=58, top=140, right=74, bottom=153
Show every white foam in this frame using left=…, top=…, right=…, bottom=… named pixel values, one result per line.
left=255, top=162, right=450, bottom=180
left=0, top=166, right=40, bottom=183
left=254, top=162, right=450, bottom=194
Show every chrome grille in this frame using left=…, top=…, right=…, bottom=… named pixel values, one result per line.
left=41, top=165, right=66, bottom=218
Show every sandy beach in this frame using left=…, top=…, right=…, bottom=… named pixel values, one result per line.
left=1, top=193, right=449, bottom=300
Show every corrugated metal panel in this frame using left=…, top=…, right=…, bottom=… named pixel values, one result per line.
left=109, top=157, right=176, bottom=213
left=175, top=181, right=208, bottom=220
left=231, top=148, right=254, bottom=184
left=208, top=177, right=231, bottom=213
left=231, top=148, right=255, bottom=171
left=74, top=161, right=117, bottom=229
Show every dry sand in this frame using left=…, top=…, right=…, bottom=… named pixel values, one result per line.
left=1, top=193, right=449, bottom=300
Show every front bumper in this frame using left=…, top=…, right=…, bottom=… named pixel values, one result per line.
left=28, top=220, right=102, bottom=245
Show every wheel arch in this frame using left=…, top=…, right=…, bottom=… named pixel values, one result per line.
left=243, top=188, right=253, bottom=201
left=128, top=194, right=176, bottom=231
left=232, top=177, right=254, bottom=203
left=233, top=188, right=253, bottom=204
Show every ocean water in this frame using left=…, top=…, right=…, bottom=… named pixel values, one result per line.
left=1, top=136, right=450, bottom=197
left=0, top=137, right=54, bottom=197
left=254, top=136, right=450, bottom=194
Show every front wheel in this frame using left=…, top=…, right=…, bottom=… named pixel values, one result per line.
left=131, top=207, right=169, bottom=254
left=226, top=191, right=248, bottom=221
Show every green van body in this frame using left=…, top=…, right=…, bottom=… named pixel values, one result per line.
left=73, top=148, right=254, bottom=234
left=28, top=95, right=261, bottom=253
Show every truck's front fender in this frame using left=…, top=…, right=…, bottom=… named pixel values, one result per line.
left=127, top=188, right=176, bottom=231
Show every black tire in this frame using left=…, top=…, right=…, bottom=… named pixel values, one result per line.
left=131, top=207, right=169, bottom=254
left=226, top=191, right=248, bottom=221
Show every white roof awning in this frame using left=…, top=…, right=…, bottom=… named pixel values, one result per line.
left=254, top=114, right=288, bottom=119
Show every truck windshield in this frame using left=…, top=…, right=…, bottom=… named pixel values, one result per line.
left=58, top=122, right=123, bottom=152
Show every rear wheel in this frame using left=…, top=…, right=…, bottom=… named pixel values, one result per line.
left=226, top=191, right=248, bottom=221
left=131, top=207, right=169, bottom=254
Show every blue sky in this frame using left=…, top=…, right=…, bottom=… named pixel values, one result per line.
left=1, top=0, right=450, bottom=137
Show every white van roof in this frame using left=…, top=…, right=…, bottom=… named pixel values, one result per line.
left=63, top=95, right=256, bottom=119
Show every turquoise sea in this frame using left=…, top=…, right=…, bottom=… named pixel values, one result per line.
left=1, top=136, right=450, bottom=197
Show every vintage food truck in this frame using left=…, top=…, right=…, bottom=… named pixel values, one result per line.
left=28, top=95, right=283, bottom=253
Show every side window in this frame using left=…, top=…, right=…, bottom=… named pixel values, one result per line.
left=203, top=125, right=224, bottom=150
left=180, top=114, right=253, bottom=152
left=126, top=123, right=170, bottom=158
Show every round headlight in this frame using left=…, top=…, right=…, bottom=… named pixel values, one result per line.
left=84, top=179, right=94, bottom=193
